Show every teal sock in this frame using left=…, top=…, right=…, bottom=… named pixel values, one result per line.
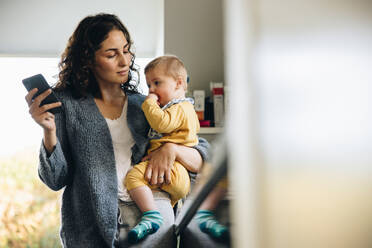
left=128, top=210, right=164, bottom=243
left=196, top=210, right=229, bottom=240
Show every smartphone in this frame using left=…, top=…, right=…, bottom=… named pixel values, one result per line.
left=22, top=74, right=62, bottom=114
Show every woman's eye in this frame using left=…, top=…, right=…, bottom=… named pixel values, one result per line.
left=154, top=81, right=159, bottom=85
left=107, top=54, right=116, bottom=58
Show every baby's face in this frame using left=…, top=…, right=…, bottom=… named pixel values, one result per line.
left=145, top=67, right=179, bottom=107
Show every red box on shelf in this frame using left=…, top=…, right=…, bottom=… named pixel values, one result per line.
left=199, top=120, right=211, bottom=127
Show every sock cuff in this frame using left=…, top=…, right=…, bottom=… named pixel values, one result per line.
left=143, top=210, right=161, bottom=216
left=197, top=210, right=214, bottom=215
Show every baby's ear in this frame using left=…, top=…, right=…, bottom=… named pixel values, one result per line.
left=176, top=76, right=186, bottom=90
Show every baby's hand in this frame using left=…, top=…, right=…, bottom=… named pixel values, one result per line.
left=147, top=93, right=159, bottom=101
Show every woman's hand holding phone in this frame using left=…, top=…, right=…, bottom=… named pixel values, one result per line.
left=25, top=88, right=61, bottom=131
left=25, top=88, right=61, bottom=153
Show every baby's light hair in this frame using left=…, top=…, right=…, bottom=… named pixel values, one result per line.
left=145, top=55, right=188, bottom=90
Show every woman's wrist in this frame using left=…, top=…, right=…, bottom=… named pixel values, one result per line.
left=43, top=129, right=57, bottom=154
left=162, top=142, right=178, bottom=156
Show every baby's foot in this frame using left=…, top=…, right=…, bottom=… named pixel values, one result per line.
left=196, top=210, right=229, bottom=241
left=128, top=210, right=164, bottom=243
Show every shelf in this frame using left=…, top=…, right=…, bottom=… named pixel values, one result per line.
left=199, top=127, right=224, bottom=134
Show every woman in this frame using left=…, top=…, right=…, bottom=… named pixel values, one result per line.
left=25, top=13, right=208, bottom=247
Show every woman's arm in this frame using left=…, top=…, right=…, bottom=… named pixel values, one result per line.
left=144, top=137, right=210, bottom=185
left=174, top=144, right=203, bottom=172
left=26, top=89, right=72, bottom=191
left=38, top=109, right=73, bottom=191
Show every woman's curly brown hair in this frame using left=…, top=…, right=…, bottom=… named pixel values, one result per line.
left=55, top=13, right=139, bottom=98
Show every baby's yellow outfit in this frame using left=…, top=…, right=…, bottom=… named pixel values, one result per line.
left=125, top=98, right=200, bottom=206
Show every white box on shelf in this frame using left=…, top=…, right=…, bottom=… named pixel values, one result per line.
left=193, top=90, right=205, bottom=120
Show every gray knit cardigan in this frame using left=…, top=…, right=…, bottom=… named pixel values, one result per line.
left=38, top=90, right=209, bottom=247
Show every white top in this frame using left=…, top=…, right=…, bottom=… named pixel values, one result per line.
left=105, top=99, right=135, bottom=202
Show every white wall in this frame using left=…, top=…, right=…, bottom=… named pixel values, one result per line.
left=0, top=0, right=164, bottom=58
left=164, top=0, right=224, bottom=95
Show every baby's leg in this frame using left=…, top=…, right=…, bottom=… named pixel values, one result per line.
left=125, top=162, right=163, bottom=243
left=196, top=177, right=229, bottom=241
left=160, top=161, right=191, bottom=206
left=199, top=177, right=228, bottom=210
left=126, top=162, right=157, bottom=212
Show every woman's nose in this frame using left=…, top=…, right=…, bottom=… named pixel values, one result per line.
left=119, top=53, right=131, bottom=66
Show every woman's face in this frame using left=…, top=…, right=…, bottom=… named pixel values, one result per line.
left=92, top=29, right=132, bottom=86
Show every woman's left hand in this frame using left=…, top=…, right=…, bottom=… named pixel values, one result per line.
left=143, top=143, right=176, bottom=185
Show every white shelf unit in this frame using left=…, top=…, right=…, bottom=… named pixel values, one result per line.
left=199, top=127, right=224, bottom=134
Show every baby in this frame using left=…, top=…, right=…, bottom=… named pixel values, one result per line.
left=125, top=55, right=200, bottom=243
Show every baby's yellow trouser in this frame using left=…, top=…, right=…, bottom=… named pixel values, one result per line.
left=125, top=160, right=190, bottom=206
